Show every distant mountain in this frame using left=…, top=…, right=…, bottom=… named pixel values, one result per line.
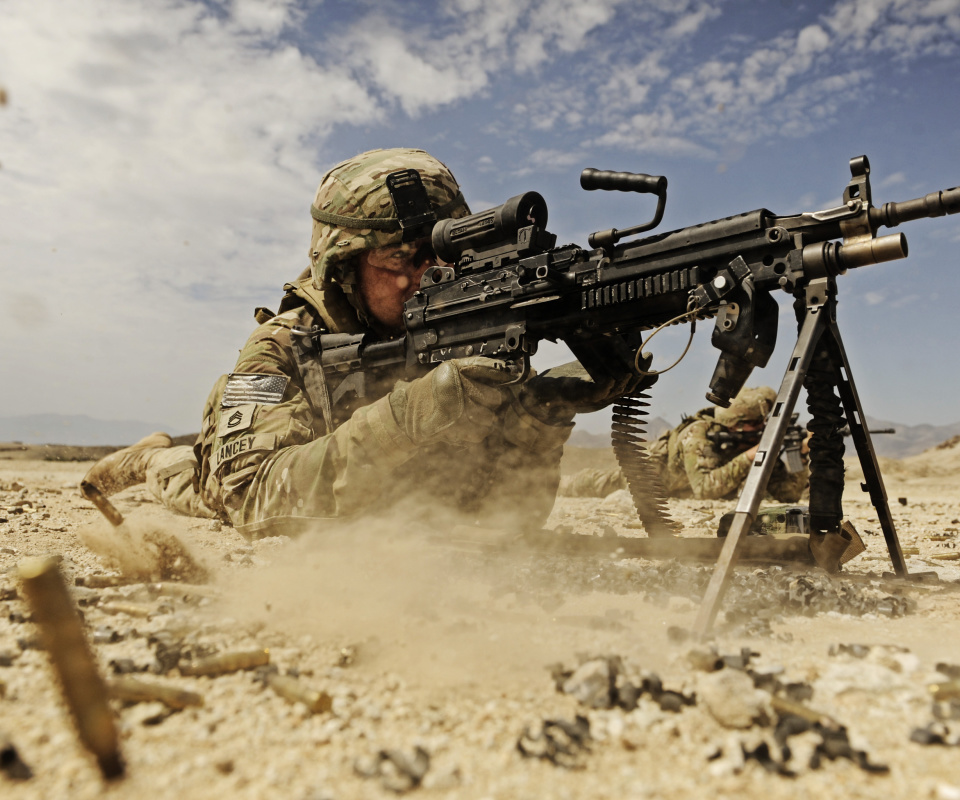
left=857, top=415, right=960, bottom=459
left=569, top=413, right=960, bottom=459
left=0, top=414, right=189, bottom=447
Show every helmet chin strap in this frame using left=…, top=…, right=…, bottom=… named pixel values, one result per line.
left=331, top=262, right=375, bottom=331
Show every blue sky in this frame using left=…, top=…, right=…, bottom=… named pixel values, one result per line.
left=1, top=0, right=959, bottom=436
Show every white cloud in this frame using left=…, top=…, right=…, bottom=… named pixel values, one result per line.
left=664, top=2, right=722, bottom=39
left=512, top=147, right=587, bottom=177
left=333, top=21, right=491, bottom=115
left=796, top=24, right=830, bottom=56
left=822, top=0, right=960, bottom=57
left=880, top=171, right=907, bottom=187
left=590, top=109, right=717, bottom=159
left=0, top=0, right=957, bottom=429
left=0, top=0, right=384, bottom=424
left=229, top=0, right=305, bottom=35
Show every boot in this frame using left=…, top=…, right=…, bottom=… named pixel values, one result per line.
left=80, top=432, right=173, bottom=498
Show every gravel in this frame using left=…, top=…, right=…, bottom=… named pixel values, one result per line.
left=2, top=456, right=960, bottom=799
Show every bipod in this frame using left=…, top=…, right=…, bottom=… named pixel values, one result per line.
left=692, top=276, right=908, bottom=639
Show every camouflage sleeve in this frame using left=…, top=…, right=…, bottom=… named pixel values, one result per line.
left=766, top=460, right=809, bottom=503
left=244, top=405, right=563, bottom=536
left=236, top=392, right=417, bottom=535
left=206, top=310, right=419, bottom=536
left=679, top=423, right=753, bottom=500
left=558, top=467, right=625, bottom=498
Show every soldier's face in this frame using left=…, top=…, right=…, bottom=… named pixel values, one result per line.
left=733, top=421, right=763, bottom=433
left=357, top=238, right=439, bottom=332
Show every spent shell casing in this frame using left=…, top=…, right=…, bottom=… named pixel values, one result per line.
left=769, top=695, right=840, bottom=729
left=18, top=556, right=125, bottom=780
left=108, top=677, right=204, bottom=710
left=929, top=680, right=960, bottom=701
left=76, top=575, right=129, bottom=589
left=685, top=647, right=724, bottom=672
left=179, top=648, right=270, bottom=677
left=148, top=582, right=219, bottom=599
left=266, top=673, right=332, bottom=713
left=79, top=481, right=125, bottom=528
left=99, top=601, right=153, bottom=619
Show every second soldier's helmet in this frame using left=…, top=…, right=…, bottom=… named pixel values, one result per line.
left=308, top=148, right=470, bottom=298
left=714, top=386, right=776, bottom=427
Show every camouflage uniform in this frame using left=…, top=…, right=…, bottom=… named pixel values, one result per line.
left=561, top=387, right=808, bottom=502
left=143, top=149, right=571, bottom=538
left=557, top=466, right=627, bottom=498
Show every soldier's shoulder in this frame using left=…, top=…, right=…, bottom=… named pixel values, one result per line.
left=243, top=307, right=315, bottom=346
left=233, top=307, right=319, bottom=375
left=678, top=418, right=711, bottom=438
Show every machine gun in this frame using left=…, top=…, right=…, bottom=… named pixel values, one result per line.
left=306, top=155, right=958, bottom=635
left=707, top=414, right=896, bottom=473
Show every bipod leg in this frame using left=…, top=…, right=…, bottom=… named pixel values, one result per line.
left=692, top=286, right=830, bottom=639
left=820, top=320, right=908, bottom=577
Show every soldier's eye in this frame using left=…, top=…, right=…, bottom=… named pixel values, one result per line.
left=413, top=242, right=435, bottom=268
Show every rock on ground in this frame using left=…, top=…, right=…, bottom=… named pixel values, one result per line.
left=1, top=451, right=960, bottom=799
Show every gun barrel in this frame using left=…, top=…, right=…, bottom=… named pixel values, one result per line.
left=803, top=232, right=907, bottom=275
left=872, top=186, right=960, bottom=229
left=840, top=233, right=909, bottom=270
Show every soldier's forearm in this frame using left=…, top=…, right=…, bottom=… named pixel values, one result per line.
left=235, top=396, right=417, bottom=527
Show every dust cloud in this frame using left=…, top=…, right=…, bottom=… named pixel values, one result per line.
left=77, top=516, right=209, bottom=584
left=211, top=504, right=685, bottom=694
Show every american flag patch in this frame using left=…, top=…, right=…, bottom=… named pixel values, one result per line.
left=221, top=373, right=289, bottom=408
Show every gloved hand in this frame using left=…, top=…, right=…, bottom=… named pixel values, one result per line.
left=388, top=357, right=514, bottom=446
left=516, top=360, right=656, bottom=426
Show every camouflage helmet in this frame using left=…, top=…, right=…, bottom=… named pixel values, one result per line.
left=308, top=148, right=470, bottom=294
left=714, top=386, right=776, bottom=427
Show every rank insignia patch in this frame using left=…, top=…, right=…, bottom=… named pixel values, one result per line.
left=217, top=404, right=256, bottom=437
left=221, top=373, right=289, bottom=408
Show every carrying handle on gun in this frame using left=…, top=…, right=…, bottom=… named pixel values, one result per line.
left=581, top=169, right=668, bottom=250
left=581, top=169, right=666, bottom=195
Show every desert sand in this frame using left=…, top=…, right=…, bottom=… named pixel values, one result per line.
left=2, top=441, right=960, bottom=799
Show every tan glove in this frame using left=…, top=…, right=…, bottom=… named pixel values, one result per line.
left=388, top=357, right=514, bottom=446
left=517, top=360, right=656, bottom=426
left=502, top=392, right=574, bottom=454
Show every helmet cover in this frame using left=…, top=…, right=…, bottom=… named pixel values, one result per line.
left=309, top=148, right=470, bottom=292
left=714, top=386, right=777, bottom=427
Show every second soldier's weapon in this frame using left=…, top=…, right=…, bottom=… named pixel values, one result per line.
left=298, top=155, right=958, bottom=635
left=707, top=413, right=896, bottom=473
